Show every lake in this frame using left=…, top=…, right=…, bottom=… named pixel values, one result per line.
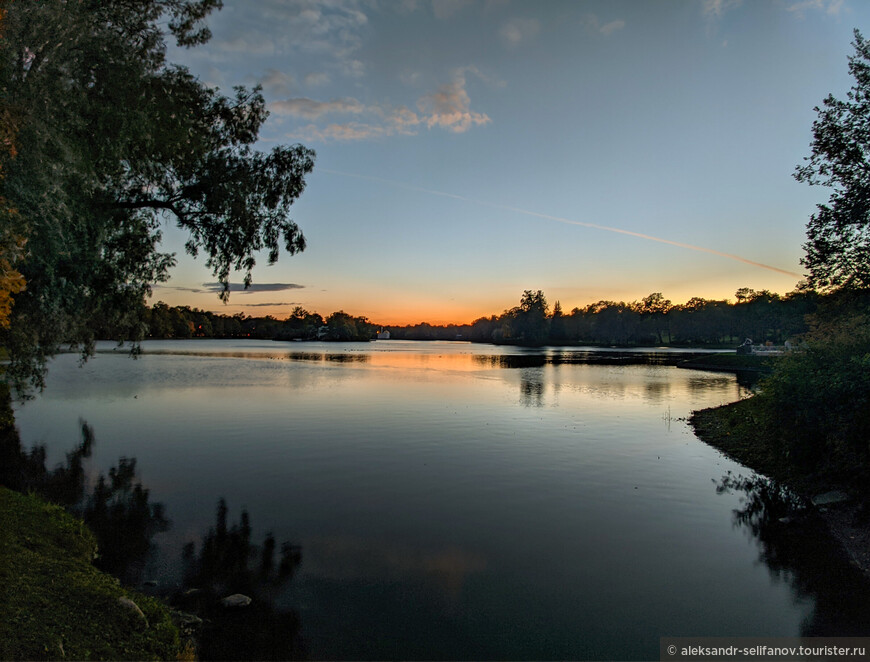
left=11, top=340, right=870, bottom=660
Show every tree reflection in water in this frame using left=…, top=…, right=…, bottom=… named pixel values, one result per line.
left=177, top=499, right=304, bottom=660
left=0, top=392, right=304, bottom=660
left=717, top=473, right=870, bottom=637
left=0, top=411, right=168, bottom=585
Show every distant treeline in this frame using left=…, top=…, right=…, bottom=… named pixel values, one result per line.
left=133, top=303, right=375, bottom=342
left=130, top=287, right=819, bottom=347
left=389, top=289, right=818, bottom=347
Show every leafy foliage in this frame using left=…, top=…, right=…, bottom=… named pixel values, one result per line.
left=0, top=0, right=315, bottom=392
left=324, top=310, right=375, bottom=341
left=0, top=9, right=25, bottom=330
left=795, top=29, right=870, bottom=292
left=755, top=301, right=870, bottom=473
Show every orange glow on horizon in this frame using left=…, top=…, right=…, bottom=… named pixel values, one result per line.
left=155, top=272, right=802, bottom=327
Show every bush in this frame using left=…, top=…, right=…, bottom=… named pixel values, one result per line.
left=756, top=311, right=870, bottom=473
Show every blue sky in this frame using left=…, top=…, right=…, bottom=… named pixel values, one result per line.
left=157, top=0, right=864, bottom=324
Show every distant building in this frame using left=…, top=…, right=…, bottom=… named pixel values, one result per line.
left=376, top=329, right=390, bottom=340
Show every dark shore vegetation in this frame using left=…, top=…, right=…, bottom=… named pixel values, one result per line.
left=692, top=292, right=870, bottom=494
left=690, top=291, right=870, bottom=575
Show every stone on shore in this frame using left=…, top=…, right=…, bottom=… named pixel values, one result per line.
left=117, top=596, right=149, bottom=630
left=220, top=593, right=252, bottom=608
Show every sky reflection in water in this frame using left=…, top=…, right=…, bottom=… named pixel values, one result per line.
left=13, top=340, right=854, bottom=660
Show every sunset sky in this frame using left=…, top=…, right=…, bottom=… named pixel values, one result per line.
left=155, top=0, right=867, bottom=325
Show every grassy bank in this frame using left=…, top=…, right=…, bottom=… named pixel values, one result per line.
left=0, top=486, right=183, bottom=661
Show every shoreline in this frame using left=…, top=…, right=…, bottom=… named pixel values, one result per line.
left=690, top=398, right=870, bottom=578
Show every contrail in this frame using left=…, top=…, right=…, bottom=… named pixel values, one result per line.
left=320, top=168, right=802, bottom=279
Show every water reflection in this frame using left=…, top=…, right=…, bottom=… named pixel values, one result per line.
left=717, top=474, right=870, bottom=637
left=473, top=350, right=707, bottom=369
left=119, top=349, right=372, bottom=364
left=303, top=535, right=486, bottom=605
left=178, top=499, right=304, bottom=660
left=476, top=354, right=547, bottom=369
left=9, top=342, right=829, bottom=659
left=129, top=341, right=720, bottom=373
left=285, top=352, right=370, bottom=364
left=642, top=378, right=671, bottom=403
left=1, top=388, right=304, bottom=659
left=520, top=372, right=545, bottom=407
left=0, top=401, right=168, bottom=585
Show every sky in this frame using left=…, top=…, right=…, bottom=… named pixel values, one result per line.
left=155, top=0, right=868, bottom=325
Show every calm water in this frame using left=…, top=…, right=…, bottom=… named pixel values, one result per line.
left=12, top=340, right=870, bottom=659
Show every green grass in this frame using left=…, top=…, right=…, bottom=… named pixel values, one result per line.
left=0, top=487, right=182, bottom=661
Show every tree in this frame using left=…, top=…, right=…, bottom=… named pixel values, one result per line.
left=795, top=29, right=870, bottom=292
left=324, top=311, right=372, bottom=341
left=550, top=300, right=568, bottom=344
left=0, top=1, right=315, bottom=392
left=514, top=289, right=549, bottom=345
left=640, top=292, right=672, bottom=344
left=0, top=7, right=25, bottom=331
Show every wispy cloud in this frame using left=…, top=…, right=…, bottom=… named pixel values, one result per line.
left=238, top=301, right=304, bottom=307
left=431, top=0, right=474, bottom=20
left=584, top=14, right=626, bottom=36
left=304, top=71, right=331, bottom=87
left=702, top=0, right=743, bottom=19
left=499, top=17, right=541, bottom=47
left=271, top=97, right=366, bottom=119
left=259, top=69, right=294, bottom=96
left=397, top=0, right=421, bottom=13
left=417, top=68, right=491, bottom=133
left=154, top=285, right=209, bottom=294
left=290, top=104, right=424, bottom=141
left=279, top=68, right=491, bottom=141
left=202, top=282, right=306, bottom=294
left=293, top=122, right=389, bottom=141
left=787, top=0, right=844, bottom=17
left=214, top=34, right=277, bottom=55
left=599, top=19, right=625, bottom=36
left=205, top=0, right=370, bottom=81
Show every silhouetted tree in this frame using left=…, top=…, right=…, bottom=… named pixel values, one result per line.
left=513, top=289, right=549, bottom=345
left=795, top=29, right=870, bottom=292
left=550, top=300, right=568, bottom=344
left=640, top=292, right=672, bottom=344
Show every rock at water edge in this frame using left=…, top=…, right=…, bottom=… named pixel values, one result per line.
left=117, top=596, right=149, bottom=631
left=220, top=593, right=252, bottom=608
